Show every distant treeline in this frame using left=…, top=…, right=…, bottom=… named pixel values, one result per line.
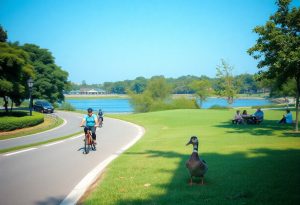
left=70, top=74, right=268, bottom=95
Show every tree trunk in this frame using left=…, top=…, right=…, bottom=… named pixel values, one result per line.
left=295, top=76, right=300, bottom=132
left=3, top=96, right=8, bottom=113
left=10, top=99, right=13, bottom=112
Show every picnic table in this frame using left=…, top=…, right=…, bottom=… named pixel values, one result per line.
left=242, top=115, right=262, bottom=124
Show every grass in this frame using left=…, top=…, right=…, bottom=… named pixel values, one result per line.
left=0, top=114, right=64, bottom=140
left=83, top=109, right=300, bottom=205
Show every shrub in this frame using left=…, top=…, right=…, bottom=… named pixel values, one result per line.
left=209, top=104, right=231, bottom=109
left=58, top=102, right=75, bottom=111
left=0, top=111, right=44, bottom=131
left=149, top=98, right=199, bottom=112
left=0, top=111, right=28, bottom=117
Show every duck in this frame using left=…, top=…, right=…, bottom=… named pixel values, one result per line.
left=186, top=136, right=208, bottom=185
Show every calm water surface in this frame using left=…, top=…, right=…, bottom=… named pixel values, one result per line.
left=66, top=97, right=272, bottom=113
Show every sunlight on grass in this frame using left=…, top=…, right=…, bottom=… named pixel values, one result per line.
left=84, top=109, right=300, bottom=205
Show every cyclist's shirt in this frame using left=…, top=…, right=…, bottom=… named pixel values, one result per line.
left=84, top=114, right=97, bottom=127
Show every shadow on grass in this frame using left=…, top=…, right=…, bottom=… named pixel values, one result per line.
left=113, top=148, right=300, bottom=205
left=214, top=120, right=299, bottom=136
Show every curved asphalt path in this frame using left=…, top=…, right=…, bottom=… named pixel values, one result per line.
left=0, top=111, right=144, bottom=205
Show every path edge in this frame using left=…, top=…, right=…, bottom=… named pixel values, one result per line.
left=60, top=120, right=145, bottom=205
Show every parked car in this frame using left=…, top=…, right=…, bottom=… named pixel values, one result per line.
left=33, top=101, right=54, bottom=113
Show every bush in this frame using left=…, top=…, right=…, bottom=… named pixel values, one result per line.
left=209, top=104, right=231, bottom=109
left=0, top=111, right=44, bottom=131
left=0, top=111, right=28, bottom=117
left=58, top=102, right=75, bottom=111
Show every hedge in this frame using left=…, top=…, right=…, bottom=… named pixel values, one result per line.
left=0, top=112, right=44, bottom=131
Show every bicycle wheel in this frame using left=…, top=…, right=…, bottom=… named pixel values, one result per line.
left=91, top=141, right=96, bottom=151
left=84, top=134, right=89, bottom=154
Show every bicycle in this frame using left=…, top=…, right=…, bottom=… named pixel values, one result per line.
left=81, top=126, right=96, bottom=154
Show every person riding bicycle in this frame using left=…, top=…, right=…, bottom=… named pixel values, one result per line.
left=98, top=109, right=104, bottom=127
left=80, top=108, right=99, bottom=143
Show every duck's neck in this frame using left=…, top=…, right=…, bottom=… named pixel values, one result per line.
left=193, top=143, right=198, bottom=153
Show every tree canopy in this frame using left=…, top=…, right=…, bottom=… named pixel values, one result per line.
left=0, top=42, right=34, bottom=111
left=248, top=0, right=300, bottom=131
left=21, top=44, right=70, bottom=103
left=215, top=59, right=239, bottom=104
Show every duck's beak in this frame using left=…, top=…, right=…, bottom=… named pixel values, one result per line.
left=186, top=140, right=192, bottom=146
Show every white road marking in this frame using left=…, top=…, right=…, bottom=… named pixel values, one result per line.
left=4, top=148, right=38, bottom=156
left=60, top=121, right=145, bottom=205
left=43, top=141, right=65, bottom=147
left=2, top=134, right=84, bottom=157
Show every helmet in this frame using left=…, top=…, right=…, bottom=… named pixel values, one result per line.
left=87, top=108, right=93, bottom=113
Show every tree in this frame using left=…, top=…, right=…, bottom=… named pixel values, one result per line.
left=189, top=79, right=212, bottom=107
left=21, top=44, right=70, bottom=103
left=0, top=25, right=7, bottom=42
left=0, top=42, right=34, bottom=112
left=215, top=59, right=239, bottom=104
left=146, top=76, right=171, bottom=101
left=130, top=76, right=147, bottom=94
left=235, top=74, right=258, bottom=94
left=248, top=0, right=300, bottom=131
left=128, top=76, right=172, bottom=112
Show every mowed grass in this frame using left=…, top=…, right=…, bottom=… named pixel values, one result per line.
left=83, top=109, right=300, bottom=205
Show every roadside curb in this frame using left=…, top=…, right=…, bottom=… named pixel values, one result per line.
left=60, top=120, right=145, bottom=205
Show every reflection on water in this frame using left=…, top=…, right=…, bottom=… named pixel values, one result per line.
left=66, top=97, right=272, bottom=113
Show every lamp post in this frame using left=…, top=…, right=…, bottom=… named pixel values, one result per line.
left=27, top=78, right=33, bottom=116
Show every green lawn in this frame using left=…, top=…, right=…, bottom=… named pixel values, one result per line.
left=83, top=109, right=300, bottom=205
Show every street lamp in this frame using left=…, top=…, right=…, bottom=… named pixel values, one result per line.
left=27, top=78, right=33, bottom=116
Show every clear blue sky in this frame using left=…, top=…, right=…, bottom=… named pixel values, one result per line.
left=1, top=0, right=299, bottom=84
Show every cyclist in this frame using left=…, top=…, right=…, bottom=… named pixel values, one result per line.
left=80, top=108, right=99, bottom=144
left=98, top=109, right=104, bottom=127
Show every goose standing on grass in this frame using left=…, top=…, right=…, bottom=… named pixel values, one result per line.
left=186, top=136, right=208, bottom=185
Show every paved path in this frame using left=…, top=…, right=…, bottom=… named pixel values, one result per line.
left=0, top=111, right=83, bottom=150
left=0, top=112, right=144, bottom=205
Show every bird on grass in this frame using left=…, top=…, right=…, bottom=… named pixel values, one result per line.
left=186, top=136, right=208, bottom=185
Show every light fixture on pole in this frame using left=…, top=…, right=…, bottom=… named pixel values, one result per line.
left=27, top=78, right=33, bottom=116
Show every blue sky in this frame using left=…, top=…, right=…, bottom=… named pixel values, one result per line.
left=1, top=0, right=299, bottom=84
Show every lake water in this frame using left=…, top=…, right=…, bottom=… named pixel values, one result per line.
left=66, top=97, right=272, bottom=113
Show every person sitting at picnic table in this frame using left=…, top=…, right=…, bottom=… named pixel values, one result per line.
left=279, top=109, right=293, bottom=124
left=232, top=110, right=243, bottom=124
left=241, top=110, right=252, bottom=124
left=253, top=108, right=264, bottom=124
left=241, top=110, right=248, bottom=117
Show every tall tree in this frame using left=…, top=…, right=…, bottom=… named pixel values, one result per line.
left=21, top=44, right=70, bottom=103
left=0, top=42, right=34, bottom=112
left=215, top=59, right=239, bottom=104
left=248, top=0, right=300, bottom=131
